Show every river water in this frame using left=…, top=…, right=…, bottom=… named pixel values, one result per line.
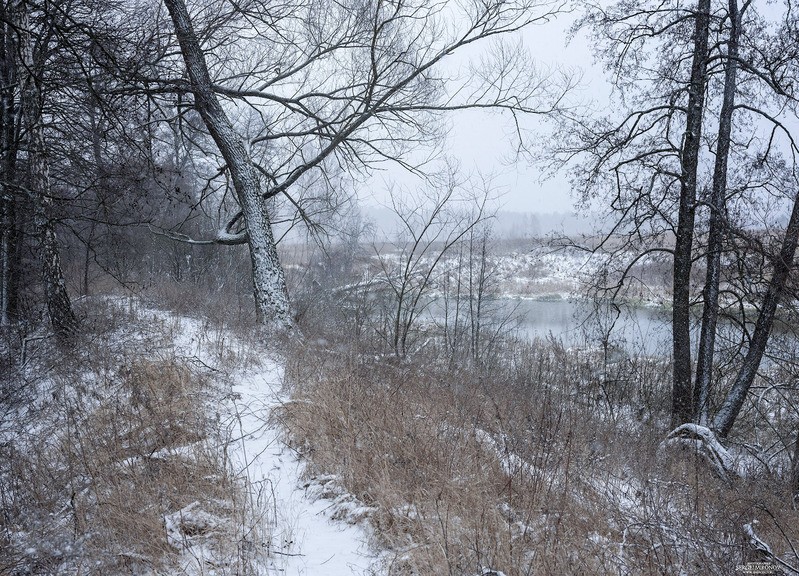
left=494, top=298, right=672, bottom=355
left=429, top=296, right=799, bottom=360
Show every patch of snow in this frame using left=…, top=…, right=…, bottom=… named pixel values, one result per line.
left=663, top=424, right=734, bottom=479
left=164, top=500, right=233, bottom=568
left=743, top=521, right=773, bottom=557
left=94, top=301, right=381, bottom=575
left=221, top=357, right=380, bottom=575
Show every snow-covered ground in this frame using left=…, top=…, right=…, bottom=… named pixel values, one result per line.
left=358, top=242, right=671, bottom=304
left=223, top=365, right=379, bottom=575
left=158, top=308, right=381, bottom=575
left=1, top=298, right=383, bottom=575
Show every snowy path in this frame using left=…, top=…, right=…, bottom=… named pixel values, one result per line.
left=138, top=306, right=380, bottom=575
left=224, top=360, right=379, bottom=575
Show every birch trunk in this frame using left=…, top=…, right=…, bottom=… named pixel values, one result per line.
left=17, top=0, right=77, bottom=339
left=671, top=0, right=711, bottom=426
left=163, top=0, right=291, bottom=327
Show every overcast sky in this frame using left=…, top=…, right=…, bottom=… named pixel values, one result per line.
left=356, top=2, right=799, bottom=223
left=447, top=12, right=602, bottom=214
left=360, top=9, right=604, bottom=216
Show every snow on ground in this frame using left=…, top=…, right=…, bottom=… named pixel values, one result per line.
left=224, top=364, right=379, bottom=575
left=133, top=303, right=380, bottom=575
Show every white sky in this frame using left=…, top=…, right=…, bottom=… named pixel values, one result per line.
left=446, top=14, right=602, bottom=214
left=360, top=9, right=605, bottom=215
left=359, top=2, right=797, bottom=219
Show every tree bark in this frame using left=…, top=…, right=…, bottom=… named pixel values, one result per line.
left=162, top=0, right=291, bottom=327
left=0, top=2, right=19, bottom=326
left=791, top=426, right=799, bottom=502
left=17, top=0, right=77, bottom=339
left=672, top=0, right=712, bottom=427
left=712, top=193, right=799, bottom=437
left=693, top=0, right=741, bottom=424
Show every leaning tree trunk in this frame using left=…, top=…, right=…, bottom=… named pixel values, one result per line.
left=671, top=0, right=712, bottom=427
left=712, top=193, right=799, bottom=437
left=693, top=0, right=741, bottom=424
left=163, top=0, right=291, bottom=327
left=17, top=0, right=77, bottom=339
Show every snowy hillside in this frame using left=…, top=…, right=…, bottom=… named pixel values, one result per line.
left=0, top=298, right=379, bottom=575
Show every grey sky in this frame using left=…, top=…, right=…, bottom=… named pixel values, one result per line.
left=360, top=9, right=603, bottom=215
left=446, top=13, right=600, bottom=214
left=361, top=2, right=797, bottom=219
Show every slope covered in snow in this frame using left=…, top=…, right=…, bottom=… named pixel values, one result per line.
left=222, top=363, right=379, bottom=575
left=0, top=299, right=381, bottom=575
left=147, top=304, right=382, bottom=575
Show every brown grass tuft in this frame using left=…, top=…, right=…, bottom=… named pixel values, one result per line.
left=1, top=305, right=269, bottom=575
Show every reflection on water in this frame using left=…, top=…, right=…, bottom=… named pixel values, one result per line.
left=496, top=298, right=672, bottom=356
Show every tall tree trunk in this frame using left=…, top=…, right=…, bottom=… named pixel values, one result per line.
left=671, top=0, right=712, bottom=427
left=83, top=89, right=104, bottom=297
left=791, top=426, right=799, bottom=502
left=0, top=3, right=19, bottom=326
left=162, top=0, right=291, bottom=327
left=712, top=194, right=799, bottom=437
left=693, top=0, right=741, bottom=424
left=0, top=168, right=17, bottom=327
left=16, top=0, right=77, bottom=339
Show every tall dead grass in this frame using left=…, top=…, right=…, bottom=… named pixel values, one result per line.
left=0, top=300, right=269, bottom=575
left=281, top=334, right=799, bottom=575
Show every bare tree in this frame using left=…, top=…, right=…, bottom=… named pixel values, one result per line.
left=549, top=0, right=717, bottom=424
left=0, top=1, right=19, bottom=327
left=15, top=0, right=77, bottom=339
left=670, top=0, right=712, bottom=426
left=0, top=0, right=171, bottom=334
left=702, top=2, right=799, bottom=437
left=157, top=0, right=570, bottom=326
left=374, top=174, right=490, bottom=358
left=693, top=0, right=746, bottom=424
left=440, top=222, right=510, bottom=367
left=556, top=0, right=799, bottom=436
left=713, top=173, right=799, bottom=436
left=163, top=0, right=290, bottom=326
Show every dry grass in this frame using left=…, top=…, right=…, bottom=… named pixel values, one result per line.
left=146, top=274, right=259, bottom=333
left=0, top=302, right=269, bottom=575
left=281, top=335, right=799, bottom=575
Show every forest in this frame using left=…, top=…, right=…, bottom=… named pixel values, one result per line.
left=3, top=0, right=799, bottom=574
